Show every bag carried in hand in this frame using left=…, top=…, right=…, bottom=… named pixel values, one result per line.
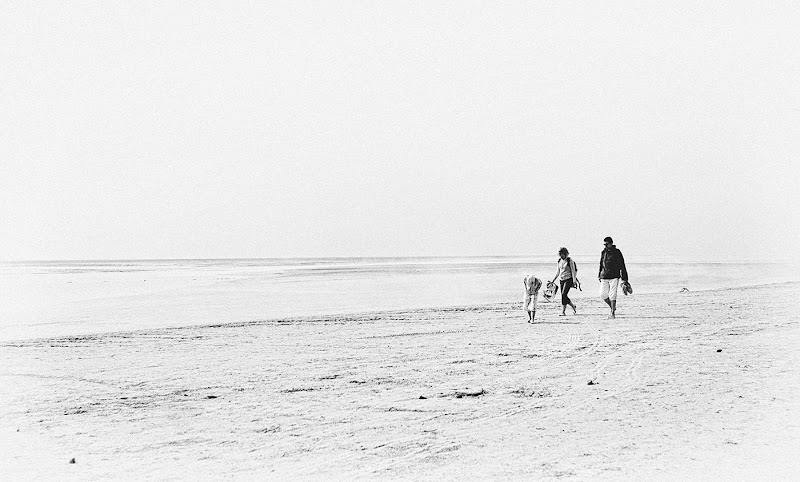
left=543, top=281, right=559, bottom=301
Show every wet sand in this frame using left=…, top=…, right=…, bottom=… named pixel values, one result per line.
left=2, top=282, right=799, bottom=480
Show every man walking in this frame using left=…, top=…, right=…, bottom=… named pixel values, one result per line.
left=598, top=236, right=628, bottom=319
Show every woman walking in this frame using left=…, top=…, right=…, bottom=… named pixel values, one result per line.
left=551, top=247, right=579, bottom=316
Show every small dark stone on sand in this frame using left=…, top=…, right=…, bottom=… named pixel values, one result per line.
left=207, top=395, right=218, bottom=399
left=717, top=349, right=722, bottom=352
left=588, top=380, right=597, bottom=385
left=69, top=458, right=76, bottom=464
left=419, top=396, right=427, bottom=399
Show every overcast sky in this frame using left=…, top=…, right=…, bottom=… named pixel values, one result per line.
left=2, top=1, right=798, bottom=261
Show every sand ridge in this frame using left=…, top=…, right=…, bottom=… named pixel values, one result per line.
left=1, top=282, right=799, bottom=479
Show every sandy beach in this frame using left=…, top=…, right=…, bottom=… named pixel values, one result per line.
left=5, top=0, right=799, bottom=479
left=2, top=282, right=799, bottom=480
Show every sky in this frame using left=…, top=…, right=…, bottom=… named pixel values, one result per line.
left=2, top=1, right=798, bottom=261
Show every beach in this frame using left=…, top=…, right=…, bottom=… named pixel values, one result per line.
left=5, top=0, right=800, bottom=478
left=2, top=280, right=798, bottom=480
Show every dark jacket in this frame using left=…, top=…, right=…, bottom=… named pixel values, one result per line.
left=599, top=245, right=628, bottom=281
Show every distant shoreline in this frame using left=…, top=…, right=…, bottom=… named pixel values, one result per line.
left=1, top=255, right=794, bottom=264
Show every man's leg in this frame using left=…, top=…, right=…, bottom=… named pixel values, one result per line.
left=608, top=279, right=620, bottom=318
left=600, top=280, right=612, bottom=310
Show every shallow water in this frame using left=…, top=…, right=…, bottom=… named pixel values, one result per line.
left=1, top=256, right=798, bottom=341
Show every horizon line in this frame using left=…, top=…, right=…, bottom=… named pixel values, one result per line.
left=0, top=255, right=790, bottom=264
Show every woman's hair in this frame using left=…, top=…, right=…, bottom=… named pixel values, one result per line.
left=558, top=247, right=569, bottom=256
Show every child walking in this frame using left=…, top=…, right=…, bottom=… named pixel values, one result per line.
left=524, top=274, right=542, bottom=323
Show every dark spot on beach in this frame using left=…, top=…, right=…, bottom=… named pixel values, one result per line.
left=717, top=349, right=722, bottom=352
left=207, top=395, right=218, bottom=399
left=588, top=380, right=597, bottom=385
left=419, top=396, right=427, bottom=399
left=454, top=388, right=484, bottom=398
left=282, top=387, right=316, bottom=393
left=69, top=458, right=76, bottom=464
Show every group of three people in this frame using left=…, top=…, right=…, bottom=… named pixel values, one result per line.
left=524, top=237, right=629, bottom=323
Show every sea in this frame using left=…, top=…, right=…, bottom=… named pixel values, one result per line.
left=1, top=256, right=798, bottom=342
